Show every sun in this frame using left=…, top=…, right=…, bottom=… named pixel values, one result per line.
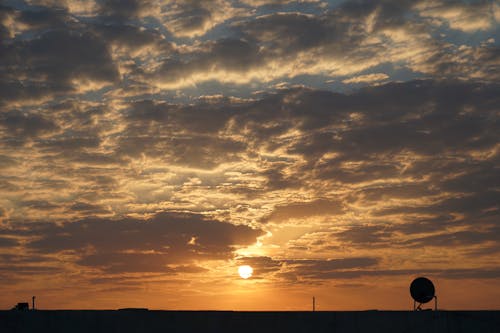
left=238, top=265, right=253, bottom=279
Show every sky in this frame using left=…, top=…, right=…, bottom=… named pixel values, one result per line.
left=0, top=0, right=499, bottom=310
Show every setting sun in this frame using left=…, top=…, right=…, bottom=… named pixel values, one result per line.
left=238, top=265, right=253, bottom=279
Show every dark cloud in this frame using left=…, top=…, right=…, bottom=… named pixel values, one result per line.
left=329, top=218, right=500, bottom=256
left=2, top=212, right=264, bottom=273
left=150, top=38, right=263, bottom=85
left=0, top=253, right=61, bottom=279
left=78, top=252, right=178, bottom=274
left=332, top=225, right=393, bottom=248
left=263, top=199, right=344, bottom=223
left=239, top=12, right=333, bottom=54
left=237, top=256, right=282, bottom=277
left=125, top=99, right=231, bottom=134
left=0, top=265, right=60, bottom=275
left=279, top=257, right=380, bottom=281
left=17, top=6, right=71, bottom=30
left=116, top=134, right=245, bottom=169
left=0, top=237, right=18, bottom=247
left=374, top=190, right=499, bottom=218
left=0, top=155, right=18, bottom=169
left=36, top=135, right=102, bottom=152
left=0, top=28, right=119, bottom=105
left=117, top=99, right=248, bottom=168
left=400, top=226, right=500, bottom=249
left=68, top=202, right=111, bottom=215
left=23, top=29, right=119, bottom=83
left=93, top=23, right=172, bottom=52
left=99, top=0, right=153, bottom=20
left=0, top=111, right=58, bottom=139
left=19, top=200, right=58, bottom=211
left=352, top=183, right=439, bottom=202
left=286, top=257, right=379, bottom=271
left=306, top=268, right=500, bottom=280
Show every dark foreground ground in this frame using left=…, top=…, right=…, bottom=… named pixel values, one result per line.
left=1, top=310, right=499, bottom=333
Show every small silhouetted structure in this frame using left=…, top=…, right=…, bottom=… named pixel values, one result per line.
left=32, top=296, right=36, bottom=310
left=410, top=277, right=437, bottom=311
left=11, top=302, right=29, bottom=311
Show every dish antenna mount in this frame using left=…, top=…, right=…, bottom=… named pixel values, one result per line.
left=410, top=277, right=437, bottom=311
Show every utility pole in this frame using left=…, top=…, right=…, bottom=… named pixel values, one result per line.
left=32, top=296, right=36, bottom=310
left=312, top=296, right=315, bottom=312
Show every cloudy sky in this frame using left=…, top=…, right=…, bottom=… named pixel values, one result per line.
left=0, top=0, right=499, bottom=310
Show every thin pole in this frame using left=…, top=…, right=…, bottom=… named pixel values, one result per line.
left=313, top=296, right=315, bottom=312
left=32, top=296, right=36, bottom=310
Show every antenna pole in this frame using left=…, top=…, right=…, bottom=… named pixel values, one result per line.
left=32, top=296, right=36, bottom=310
left=312, top=296, right=315, bottom=312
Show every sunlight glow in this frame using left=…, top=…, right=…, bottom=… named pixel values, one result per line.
left=238, top=265, right=253, bottom=279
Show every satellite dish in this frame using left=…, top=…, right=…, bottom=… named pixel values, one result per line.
left=410, top=277, right=437, bottom=311
left=410, top=277, right=435, bottom=303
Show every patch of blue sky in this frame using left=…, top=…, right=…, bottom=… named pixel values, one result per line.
left=323, top=0, right=347, bottom=10
left=437, top=26, right=499, bottom=47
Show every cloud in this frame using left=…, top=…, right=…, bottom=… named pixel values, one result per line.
left=400, top=226, right=500, bottom=249
left=68, top=202, right=112, bottom=215
left=147, top=37, right=264, bottom=88
left=289, top=267, right=500, bottom=280
left=413, top=43, right=500, bottom=82
left=236, top=256, right=283, bottom=277
left=342, top=73, right=389, bottom=84
left=417, top=0, right=497, bottom=32
left=0, top=237, right=18, bottom=247
left=0, top=155, right=18, bottom=169
left=329, top=220, right=500, bottom=256
left=332, top=225, right=393, bottom=248
left=286, top=257, right=379, bottom=270
left=235, top=256, right=382, bottom=281
left=0, top=111, right=58, bottom=140
left=161, top=0, right=243, bottom=38
left=98, top=0, right=156, bottom=20
left=4, top=212, right=264, bottom=273
left=240, top=0, right=320, bottom=6
left=94, top=22, right=172, bottom=56
left=263, top=199, right=344, bottom=223
left=0, top=28, right=119, bottom=106
left=281, top=257, right=380, bottom=281
left=16, top=5, right=72, bottom=30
